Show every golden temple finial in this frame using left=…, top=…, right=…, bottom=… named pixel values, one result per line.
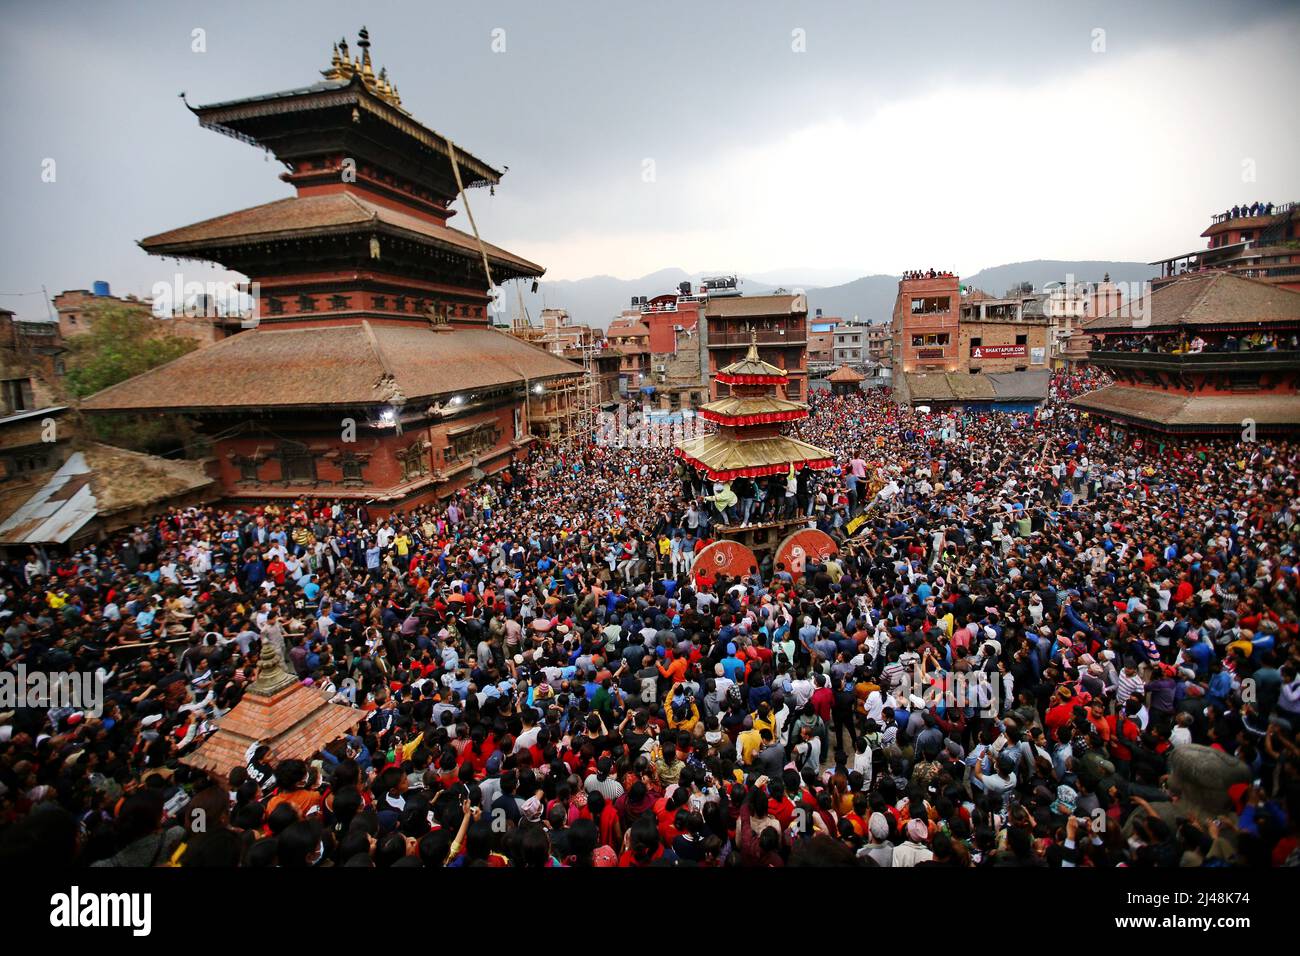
left=321, top=28, right=402, bottom=109
left=324, top=37, right=353, bottom=81
left=746, top=327, right=760, bottom=361
left=358, top=25, right=373, bottom=76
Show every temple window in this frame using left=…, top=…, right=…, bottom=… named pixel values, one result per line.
left=278, top=441, right=316, bottom=481
left=444, top=426, right=500, bottom=464
left=399, top=442, right=429, bottom=480
left=340, top=455, right=364, bottom=482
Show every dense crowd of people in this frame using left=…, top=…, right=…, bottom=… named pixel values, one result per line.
left=1092, top=331, right=1296, bottom=355
left=1, top=368, right=1298, bottom=868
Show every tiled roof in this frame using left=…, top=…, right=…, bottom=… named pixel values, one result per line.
left=676, top=432, right=833, bottom=476
left=1083, top=272, right=1300, bottom=332
left=905, top=373, right=994, bottom=402
left=191, top=73, right=503, bottom=188
left=903, top=371, right=1049, bottom=403
left=182, top=680, right=361, bottom=784
left=1070, top=386, right=1300, bottom=427
left=699, top=396, right=807, bottom=417
left=827, top=365, right=865, bottom=383
left=0, top=445, right=212, bottom=545
left=81, top=323, right=582, bottom=413
left=139, top=192, right=544, bottom=277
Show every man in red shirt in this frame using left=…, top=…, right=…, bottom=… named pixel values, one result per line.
left=1043, top=685, right=1079, bottom=738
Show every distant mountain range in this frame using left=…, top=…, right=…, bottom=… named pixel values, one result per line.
left=500, top=260, right=1158, bottom=329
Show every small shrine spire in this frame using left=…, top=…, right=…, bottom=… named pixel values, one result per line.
left=250, top=637, right=297, bottom=696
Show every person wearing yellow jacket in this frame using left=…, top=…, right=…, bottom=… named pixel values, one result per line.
left=665, top=688, right=700, bottom=733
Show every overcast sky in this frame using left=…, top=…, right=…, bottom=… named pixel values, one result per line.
left=2, top=0, right=1298, bottom=320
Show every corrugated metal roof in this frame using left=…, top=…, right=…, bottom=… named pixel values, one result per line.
left=0, top=405, right=68, bottom=427
left=0, top=452, right=98, bottom=545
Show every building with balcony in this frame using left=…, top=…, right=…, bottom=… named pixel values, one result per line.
left=890, top=272, right=1050, bottom=408
left=1152, top=201, right=1299, bottom=292
left=832, top=321, right=870, bottom=366
left=607, top=313, right=652, bottom=394
left=958, top=292, right=1051, bottom=372
left=891, top=272, right=961, bottom=375
left=701, top=293, right=808, bottom=402
left=1069, top=272, right=1300, bottom=435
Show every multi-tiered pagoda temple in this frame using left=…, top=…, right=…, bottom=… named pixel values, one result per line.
left=676, top=336, right=837, bottom=573
left=83, top=29, right=580, bottom=512
left=1070, top=272, right=1300, bottom=435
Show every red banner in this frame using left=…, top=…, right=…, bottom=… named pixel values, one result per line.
left=970, top=344, right=1026, bottom=358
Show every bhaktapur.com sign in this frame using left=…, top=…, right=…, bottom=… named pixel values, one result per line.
left=970, top=344, right=1027, bottom=358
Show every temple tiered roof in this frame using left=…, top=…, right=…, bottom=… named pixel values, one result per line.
left=675, top=333, right=831, bottom=480
left=696, top=394, right=809, bottom=426
left=674, top=432, right=834, bottom=481
left=139, top=192, right=543, bottom=280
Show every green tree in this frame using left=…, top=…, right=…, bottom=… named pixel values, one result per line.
left=64, top=303, right=202, bottom=453
left=64, top=303, right=199, bottom=397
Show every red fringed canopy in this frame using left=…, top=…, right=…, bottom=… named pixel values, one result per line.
left=697, top=408, right=808, bottom=426
left=714, top=372, right=787, bottom=386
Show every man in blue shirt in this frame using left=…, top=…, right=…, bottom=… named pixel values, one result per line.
left=721, top=644, right=746, bottom=684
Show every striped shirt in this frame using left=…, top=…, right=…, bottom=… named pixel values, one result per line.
left=1116, top=672, right=1145, bottom=705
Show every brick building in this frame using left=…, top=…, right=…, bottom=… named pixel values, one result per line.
left=890, top=272, right=1050, bottom=409
left=607, top=313, right=652, bottom=394
left=0, top=309, right=62, bottom=411
left=958, top=293, right=1051, bottom=372
left=53, top=286, right=243, bottom=348
left=702, top=293, right=809, bottom=402
left=891, top=272, right=962, bottom=375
